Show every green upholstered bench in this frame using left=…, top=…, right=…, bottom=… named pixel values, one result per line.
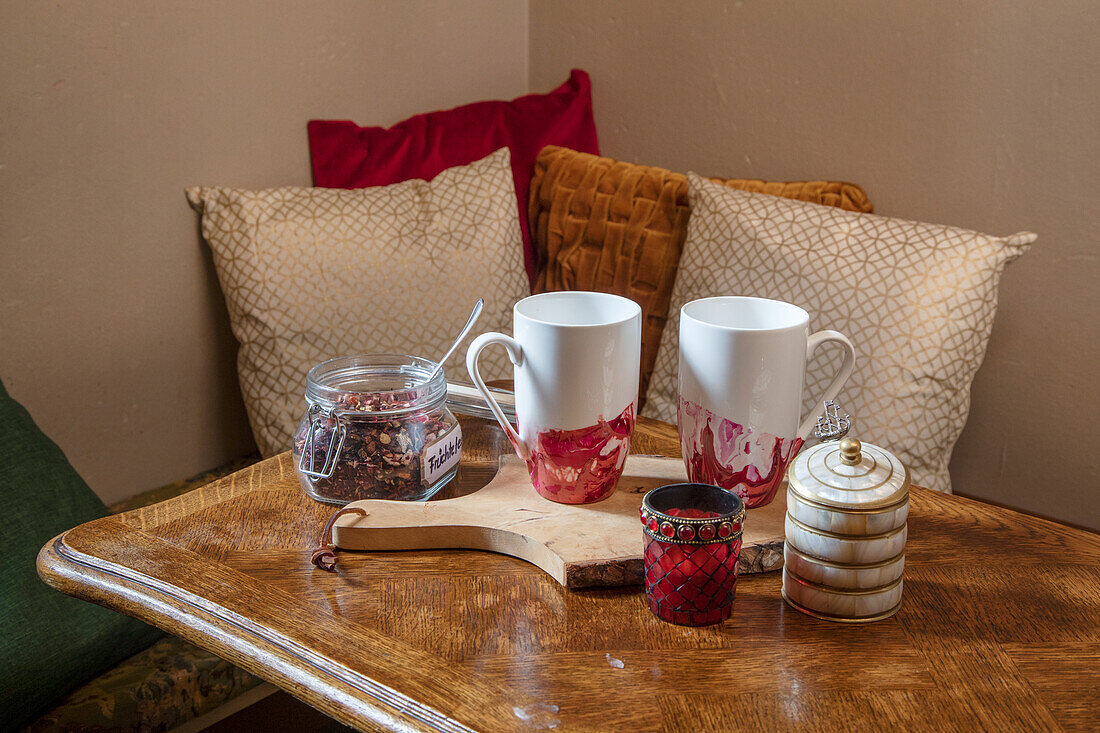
left=1, top=376, right=266, bottom=733
left=23, top=454, right=264, bottom=733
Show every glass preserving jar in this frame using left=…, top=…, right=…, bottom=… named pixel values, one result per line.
left=293, top=355, right=461, bottom=505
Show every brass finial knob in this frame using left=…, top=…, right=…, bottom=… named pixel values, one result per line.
left=839, top=438, right=862, bottom=465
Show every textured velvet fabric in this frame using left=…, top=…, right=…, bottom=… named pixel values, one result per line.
left=308, top=70, right=600, bottom=288
left=0, top=379, right=161, bottom=731
left=529, top=146, right=874, bottom=401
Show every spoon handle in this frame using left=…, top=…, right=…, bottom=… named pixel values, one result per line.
left=428, top=299, right=484, bottom=382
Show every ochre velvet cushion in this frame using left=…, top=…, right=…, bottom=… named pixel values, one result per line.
left=308, top=70, right=600, bottom=289
left=0, top=379, right=162, bottom=730
left=530, top=146, right=874, bottom=400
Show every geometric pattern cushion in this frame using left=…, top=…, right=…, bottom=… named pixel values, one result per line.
left=187, top=148, right=529, bottom=456
left=530, top=145, right=874, bottom=402
left=644, top=174, right=1034, bottom=492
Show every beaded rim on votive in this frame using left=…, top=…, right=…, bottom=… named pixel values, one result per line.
left=640, top=483, right=745, bottom=545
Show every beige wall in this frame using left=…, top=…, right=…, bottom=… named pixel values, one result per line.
left=531, top=0, right=1099, bottom=529
left=4, top=1, right=1096, bottom=529
left=1, top=0, right=528, bottom=504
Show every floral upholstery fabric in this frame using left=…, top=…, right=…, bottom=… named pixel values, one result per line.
left=26, top=457, right=262, bottom=732
left=24, top=636, right=262, bottom=732
left=107, top=453, right=260, bottom=514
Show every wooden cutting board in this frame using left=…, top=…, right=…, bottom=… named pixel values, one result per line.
left=332, top=454, right=786, bottom=588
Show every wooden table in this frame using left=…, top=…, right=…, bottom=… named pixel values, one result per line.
left=39, top=415, right=1100, bottom=731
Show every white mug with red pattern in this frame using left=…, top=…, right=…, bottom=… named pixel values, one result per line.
left=678, top=296, right=856, bottom=508
left=466, top=291, right=641, bottom=504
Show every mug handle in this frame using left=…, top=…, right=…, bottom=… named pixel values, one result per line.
left=797, top=330, right=857, bottom=441
left=465, top=332, right=529, bottom=460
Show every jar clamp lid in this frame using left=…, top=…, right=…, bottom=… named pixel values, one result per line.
left=298, top=354, right=446, bottom=481
left=787, top=437, right=910, bottom=512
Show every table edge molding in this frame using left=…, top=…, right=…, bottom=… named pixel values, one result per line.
left=38, top=531, right=476, bottom=733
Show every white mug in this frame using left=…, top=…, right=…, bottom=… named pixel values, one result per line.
left=466, top=291, right=641, bottom=504
left=678, top=296, right=856, bottom=508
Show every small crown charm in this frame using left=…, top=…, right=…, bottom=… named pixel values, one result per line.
left=814, top=401, right=851, bottom=442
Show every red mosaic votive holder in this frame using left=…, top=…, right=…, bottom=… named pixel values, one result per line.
left=640, top=483, right=745, bottom=626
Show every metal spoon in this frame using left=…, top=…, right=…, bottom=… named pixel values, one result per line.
left=426, top=298, right=484, bottom=383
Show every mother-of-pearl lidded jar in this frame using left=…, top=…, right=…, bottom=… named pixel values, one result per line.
left=784, top=543, right=905, bottom=590
left=782, top=436, right=910, bottom=622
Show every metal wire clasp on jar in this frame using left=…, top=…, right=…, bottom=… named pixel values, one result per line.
left=293, top=354, right=462, bottom=505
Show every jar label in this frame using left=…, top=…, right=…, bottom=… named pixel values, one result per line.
left=422, top=423, right=462, bottom=486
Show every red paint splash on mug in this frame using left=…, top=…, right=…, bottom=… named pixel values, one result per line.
left=525, top=402, right=635, bottom=504
left=678, top=397, right=802, bottom=508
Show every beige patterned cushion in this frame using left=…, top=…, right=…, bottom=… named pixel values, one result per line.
left=644, top=173, right=1034, bottom=492
left=187, top=148, right=528, bottom=456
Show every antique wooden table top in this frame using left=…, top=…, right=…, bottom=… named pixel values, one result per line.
left=39, top=414, right=1100, bottom=731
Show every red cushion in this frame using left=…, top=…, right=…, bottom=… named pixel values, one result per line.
left=308, top=70, right=600, bottom=289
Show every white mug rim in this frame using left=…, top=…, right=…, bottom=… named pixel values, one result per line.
left=514, top=291, right=641, bottom=329
left=681, top=296, right=809, bottom=333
